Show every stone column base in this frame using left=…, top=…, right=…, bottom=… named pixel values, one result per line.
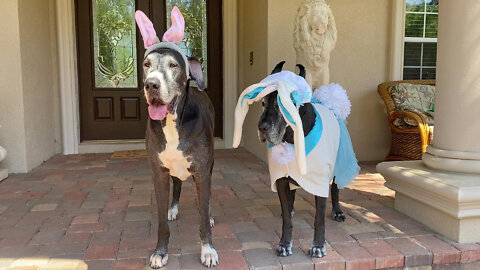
left=377, top=160, right=480, bottom=243
left=0, top=168, right=7, bottom=182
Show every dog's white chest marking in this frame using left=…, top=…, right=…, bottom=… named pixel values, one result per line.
left=158, top=114, right=192, bottom=180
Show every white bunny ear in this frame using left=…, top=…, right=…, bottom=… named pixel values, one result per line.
left=162, top=6, right=185, bottom=43
left=135, top=10, right=158, bottom=48
left=276, top=81, right=307, bottom=175
left=233, top=84, right=277, bottom=148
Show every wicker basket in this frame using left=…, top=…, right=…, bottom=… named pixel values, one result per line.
left=378, top=80, right=435, bottom=161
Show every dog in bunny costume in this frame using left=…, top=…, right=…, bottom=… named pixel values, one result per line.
left=233, top=62, right=359, bottom=257
left=135, top=7, right=217, bottom=268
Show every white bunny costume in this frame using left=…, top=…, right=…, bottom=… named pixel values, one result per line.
left=233, top=71, right=359, bottom=198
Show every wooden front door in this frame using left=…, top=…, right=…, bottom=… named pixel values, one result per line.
left=76, top=0, right=223, bottom=141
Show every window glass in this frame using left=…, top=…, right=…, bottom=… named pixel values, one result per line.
left=422, top=43, right=437, bottom=66
left=426, top=0, right=439, bottom=12
left=405, top=14, right=425, bottom=37
left=406, top=0, right=425, bottom=12
left=403, top=0, right=438, bottom=80
left=403, top=68, right=421, bottom=80
left=404, top=42, right=422, bottom=66
left=425, top=14, right=438, bottom=38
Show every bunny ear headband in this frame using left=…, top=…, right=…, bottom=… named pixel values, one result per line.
left=135, top=7, right=190, bottom=77
left=233, top=71, right=313, bottom=175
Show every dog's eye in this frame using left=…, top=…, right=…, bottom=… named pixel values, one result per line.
left=169, top=62, right=178, bottom=68
left=262, top=101, right=265, bottom=107
left=144, top=62, right=150, bottom=68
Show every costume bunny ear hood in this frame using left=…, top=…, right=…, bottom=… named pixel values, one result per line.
left=135, top=7, right=190, bottom=78
left=233, top=71, right=312, bottom=175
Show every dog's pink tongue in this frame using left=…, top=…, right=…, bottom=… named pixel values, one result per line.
left=148, top=104, right=169, bottom=120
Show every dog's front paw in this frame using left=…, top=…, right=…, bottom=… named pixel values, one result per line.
left=168, top=205, right=178, bottom=221
left=276, top=242, right=292, bottom=257
left=149, top=251, right=168, bottom=269
left=332, top=210, right=346, bottom=222
left=309, top=243, right=327, bottom=258
left=210, top=216, right=215, bottom=227
left=201, top=244, right=218, bottom=267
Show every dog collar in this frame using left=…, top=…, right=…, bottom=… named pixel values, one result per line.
left=144, top=42, right=190, bottom=78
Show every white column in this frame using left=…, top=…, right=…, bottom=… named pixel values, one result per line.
left=422, top=0, right=480, bottom=173
left=377, top=0, right=480, bottom=243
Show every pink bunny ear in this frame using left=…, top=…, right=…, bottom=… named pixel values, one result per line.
left=162, top=6, right=185, bottom=43
left=135, top=10, right=158, bottom=48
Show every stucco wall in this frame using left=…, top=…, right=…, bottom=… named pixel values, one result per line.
left=0, top=0, right=28, bottom=173
left=18, top=0, right=61, bottom=170
left=0, top=0, right=61, bottom=173
left=327, top=0, right=391, bottom=161
left=238, top=0, right=391, bottom=162
left=238, top=0, right=269, bottom=160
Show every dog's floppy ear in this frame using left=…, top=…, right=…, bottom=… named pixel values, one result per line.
left=163, top=6, right=185, bottom=44
left=135, top=11, right=158, bottom=48
left=188, top=57, right=205, bottom=91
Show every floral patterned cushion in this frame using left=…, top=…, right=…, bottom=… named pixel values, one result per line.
left=389, top=83, right=435, bottom=127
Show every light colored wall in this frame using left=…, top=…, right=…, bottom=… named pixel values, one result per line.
left=0, top=0, right=61, bottom=173
left=18, top=0, right=60, bottom=170
left=327, top=0, right=391, bottom=161
left=238, top=0, right=392, bottom=162
left=267, top=0, right=303, bottom=72
left=0, top=0, right=28, bottom=172
left=238, top=0, right=269, bottom=160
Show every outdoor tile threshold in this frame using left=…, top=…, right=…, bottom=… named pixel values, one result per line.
left=0, top=148, right=479, bottom=270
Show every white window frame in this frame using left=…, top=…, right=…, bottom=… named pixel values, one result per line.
left=390, top=0, right=438, bottom=81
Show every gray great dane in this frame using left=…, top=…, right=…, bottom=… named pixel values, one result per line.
left=143, top=48, right=217, bottom=268
left=135, top=8, right=217, bottom=268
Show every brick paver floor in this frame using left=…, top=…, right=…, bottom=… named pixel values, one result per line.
left=0, top=148, right=480, bottom=269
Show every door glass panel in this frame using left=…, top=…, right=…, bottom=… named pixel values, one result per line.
left=166, top=0, right=208, bottom=88
left=92, top=0, right=138, bottom=88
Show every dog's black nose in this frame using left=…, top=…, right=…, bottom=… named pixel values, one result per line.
left=145, top=78, right=160, bottom=91
left=258, top=122, right=269, bottom=133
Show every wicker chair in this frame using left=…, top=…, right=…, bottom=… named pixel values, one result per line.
left=378, top=79, right=435, bottom=161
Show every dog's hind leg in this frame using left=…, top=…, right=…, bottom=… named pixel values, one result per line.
left=331, top=177, right=346, bottom=222
left=309, top=196, right=327, bottom=258
left=289, top=189, right=296, bottom=218
left=276, top=177, right=293, bottom=257
left=209, top=163, right=215, bottom=227
left=168, top=177, right=182, bottom=221
left=150, top=169, right=171, bottom=269
left=193, top=171, right=218, bottom=267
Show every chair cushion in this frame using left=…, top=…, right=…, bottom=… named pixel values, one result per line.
left=389, top=83, right=435, bottom=126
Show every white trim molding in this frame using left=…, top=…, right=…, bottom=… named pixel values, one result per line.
left=222, top=0, right=238, bottom=148
left=56, top=0, right=80, bottom=154
left=389, top=0, right=405, bottom=81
